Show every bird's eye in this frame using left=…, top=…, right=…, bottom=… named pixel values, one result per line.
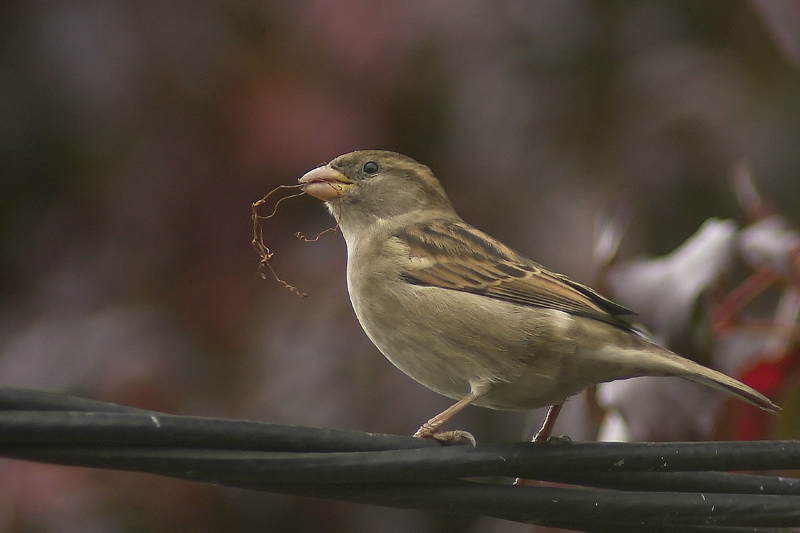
left=363, top=161, right=379, bottom=174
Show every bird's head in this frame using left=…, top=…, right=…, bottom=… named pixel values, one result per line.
left=299, top=150, right=456, bottom=235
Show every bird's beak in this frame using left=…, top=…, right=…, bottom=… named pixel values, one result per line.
left=299, top=165, right=353, bottom=201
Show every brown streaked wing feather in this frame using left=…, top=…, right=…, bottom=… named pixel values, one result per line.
left=395, top=220, right=634, bottom=328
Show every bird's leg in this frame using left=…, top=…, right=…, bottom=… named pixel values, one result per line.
left=413, top=382, right=490, bottom=445
left=533, top=403, right=564, bottom=442
left=514, top=403, right=565, bottom=486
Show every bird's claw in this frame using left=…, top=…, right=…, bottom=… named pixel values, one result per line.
left=433, top=430, right=477, bottom=446
left=414, top=428, right=476, bottom=447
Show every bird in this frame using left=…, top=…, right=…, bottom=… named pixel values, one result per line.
left=298, top=150, right=779, bottom=443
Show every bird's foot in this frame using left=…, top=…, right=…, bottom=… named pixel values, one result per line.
left=432, top=430, right=477, bottom=447
left=413, top=427, right=476, bottom=447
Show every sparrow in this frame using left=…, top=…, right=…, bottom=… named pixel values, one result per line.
left=298, top=150, right=779, bottom=443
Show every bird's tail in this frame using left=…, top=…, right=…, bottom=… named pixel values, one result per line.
left=672, top=354, right=780, bottom=412
left=595, top=340, right=780, bottom=412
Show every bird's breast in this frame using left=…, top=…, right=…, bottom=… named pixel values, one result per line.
left=345, top=247, right=583, bottom=406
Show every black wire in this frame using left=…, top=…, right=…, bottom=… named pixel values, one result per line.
left=554, top=471, right=800, bottom=495
left=168, top=479, right=800, bottom=530
left=1, top=387, right=799, bottom=533
left=0, top=387, right=150, bottom=413
left=5, top=446, right=798, bottom=531
left=0, top=410, right=439, bottom=452
left=3, top=413, right=800, bottom=482
left=3, top=443, right=800, bottom=493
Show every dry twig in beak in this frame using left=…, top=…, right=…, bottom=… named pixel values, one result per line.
left=252, top=184, right=307, bottom=297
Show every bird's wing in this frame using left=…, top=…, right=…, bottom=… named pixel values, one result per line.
left=394, top=220, right=634, bottom=328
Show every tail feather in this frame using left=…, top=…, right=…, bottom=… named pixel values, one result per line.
left=641, top=346, right=780, bottom=413
left=592, top=337, right=780, bottom=412
left=678, top=361, right=780, bottom=412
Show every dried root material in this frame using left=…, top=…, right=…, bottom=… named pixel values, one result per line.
left=251, top=184, right=341, bottom=297
left=296, top=225, right=339, bottom=242
left=252, top=184, right=308, bottom=297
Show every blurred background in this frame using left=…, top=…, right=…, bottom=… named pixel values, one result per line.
left=1, top=1, right=799, bottom=532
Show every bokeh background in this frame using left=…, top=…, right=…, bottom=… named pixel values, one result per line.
left=2, top=1, right=799, bottom=532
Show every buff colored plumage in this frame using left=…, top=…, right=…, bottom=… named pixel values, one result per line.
left=299, top=150, right=778, bottom=442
